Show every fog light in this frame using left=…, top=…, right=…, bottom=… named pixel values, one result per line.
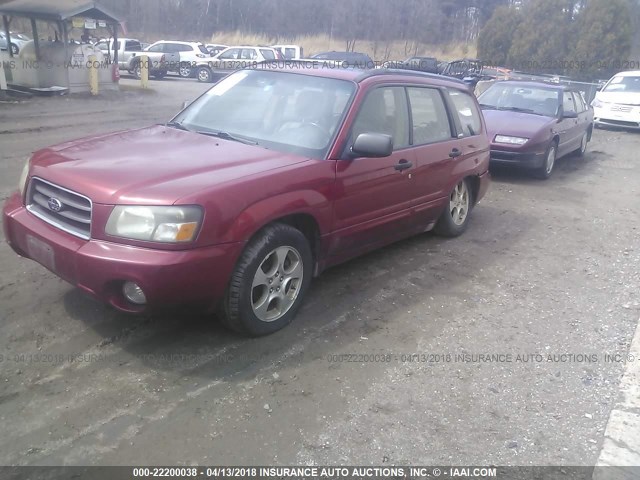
left=123, top=281, right=147, bottom=305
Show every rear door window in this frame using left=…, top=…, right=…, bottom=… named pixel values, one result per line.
left=448, top=89, right=482, bottom=137
left=563, top=92, right=577, bottom=114
left=407, top=87, right=452, bottom=144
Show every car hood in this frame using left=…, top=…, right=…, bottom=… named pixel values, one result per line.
left=29, top=125, right=309, bottom=205
left=482, top=109, right=556, bottom=141
left=595, top=91, right=640, bottom=106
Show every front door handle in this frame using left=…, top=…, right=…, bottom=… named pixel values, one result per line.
left=449, top=148, right=462, bottom=158
left=394, top=159, right=413, bottom=171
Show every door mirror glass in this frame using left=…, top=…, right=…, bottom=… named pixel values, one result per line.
left=351, top=133, right=393, bottom=158
left=562, top=110, right=578, bottom=119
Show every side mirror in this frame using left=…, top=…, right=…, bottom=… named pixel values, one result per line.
left=182, top=100, right=191, bottom=109
left=351, top=133, right=393, bottom=158
left=562, top=110, right=578, bottom=119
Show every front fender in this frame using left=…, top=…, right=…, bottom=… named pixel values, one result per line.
left=225, top=189, right=333, bottom=244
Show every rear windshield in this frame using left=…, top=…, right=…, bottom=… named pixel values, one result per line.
left=198, top=45, right=210, bottom=55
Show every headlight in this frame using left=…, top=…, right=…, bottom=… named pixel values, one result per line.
left=494, top=135, right=529, bottom=145
left=18, top=157, right=30, bottom=196
left=106, top=206, right=203, bottom=243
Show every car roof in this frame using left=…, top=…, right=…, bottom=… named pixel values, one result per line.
left=611, top=70, right=640, bottom=77
left=489, top=80, right=574, bottom=91
left=256, top=62, right=469, bottom=88
left=223, top=45, right=275, bottom=50
left=156, top=40, right=204, bottom=46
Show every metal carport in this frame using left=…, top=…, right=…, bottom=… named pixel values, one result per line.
left=0, top=0, right=122, bottom=92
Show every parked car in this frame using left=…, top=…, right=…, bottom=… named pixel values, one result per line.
left=441, top=59, right=485, bottom=86
left=398, top=56, right=439, bottom=74
left=310, top=51, right=374, bottom=69
left=205, top=43, right=227, bottom=56
left=0, top=31, right=30, bottom=55
left=272, top=44, right=304, bottom=60
left=195, top=46, right=279, bottom=83
left=478, top=80, right=594, bottom=179
left=95, top=38, right=167, bottom=79
left=591, top=71, right=640, bottom=130
left=3, top=66, right=489, bottom=336
left=145, top=40, right=210, bottom=78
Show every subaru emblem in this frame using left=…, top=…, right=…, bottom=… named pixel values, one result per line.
left=47, top=197, right=63, bottom=212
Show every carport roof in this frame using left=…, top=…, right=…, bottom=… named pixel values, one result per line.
left=0, top=0, right=121, bottom=23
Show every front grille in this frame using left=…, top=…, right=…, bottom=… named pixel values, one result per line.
left=609, top=105, right=633, bottom=113
left=26, top=177, right=92, bottom=239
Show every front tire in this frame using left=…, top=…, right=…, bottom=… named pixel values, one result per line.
left=196, top=66, right=213, bottom=83
left=221, top=224, right=313, bottom=336
left=434, top=178, right=472, bottom=237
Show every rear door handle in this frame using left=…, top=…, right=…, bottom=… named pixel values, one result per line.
left=449, top=148, right=462, bottom=158
left=394, top=159, right=413, bottom=171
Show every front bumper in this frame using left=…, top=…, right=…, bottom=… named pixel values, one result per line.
left=3, top=192, right=241, bottom=312
left=594, top=106, right=640, bottom=130
left=489, top=149, right=546, bottom=169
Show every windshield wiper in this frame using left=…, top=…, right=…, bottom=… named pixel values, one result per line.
left=498, top=106, right=538, bottom=114
left=198, top=130, right=258, bottom=145
left=165, top=121, right=192, bottom=132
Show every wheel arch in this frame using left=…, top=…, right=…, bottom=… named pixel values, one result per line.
left=253, top=213, right=321, bottom=274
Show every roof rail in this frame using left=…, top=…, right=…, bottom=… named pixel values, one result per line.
left=355, top=68, right=467, bottom=85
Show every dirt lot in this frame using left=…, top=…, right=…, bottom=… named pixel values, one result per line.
left=0, top=77, right=639, bottom=467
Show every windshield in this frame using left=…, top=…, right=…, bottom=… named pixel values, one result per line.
left=478, top=84, right=560, bottom=117
left=603, top=76, right=640, bottom=93
left=172, top=70, right=355, bottom=159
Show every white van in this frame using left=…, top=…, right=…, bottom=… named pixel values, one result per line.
left=592, top=71, right=640, bottom=130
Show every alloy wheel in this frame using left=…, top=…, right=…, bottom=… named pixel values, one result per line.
left=251, top=246, right=304, bottom=322
left=449, top=180, right=470, bottom=226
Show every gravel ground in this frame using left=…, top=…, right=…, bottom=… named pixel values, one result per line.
left=0, top=76, right=639, bottom=467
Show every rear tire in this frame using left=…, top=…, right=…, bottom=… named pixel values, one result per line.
left=575, top=130, right=589, bottom=157
left=434, top=178, right=472, bottom=237
left=533, top=141, right=557, bottom=180
left=179, top=62, right=192, bottom=78
left=221, top=224, right=313, bottom=336
left=10, top=43, right=18, bottom=55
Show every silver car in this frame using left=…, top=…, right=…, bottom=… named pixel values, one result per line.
left=0, top=31, right=30, bottom=55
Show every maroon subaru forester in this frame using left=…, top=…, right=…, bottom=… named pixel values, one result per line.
left=3, top=64, right=490, bottom=336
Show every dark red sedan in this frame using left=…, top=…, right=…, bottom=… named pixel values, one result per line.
left=3, top=66, right=490, bottom=336
left=478, top=81, right=594, bottom=179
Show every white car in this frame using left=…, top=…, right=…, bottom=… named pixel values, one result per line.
left=145, top=40, right=211, bottom=78
left=195, top=46, right=279, bottom=83
left=272, top=44, right=303, bottom=60
left=592, top=71, right=640, bottom=130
